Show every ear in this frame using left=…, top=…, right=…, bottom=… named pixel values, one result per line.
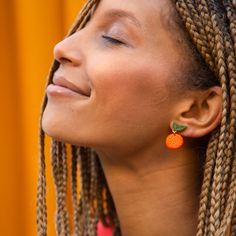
left=171, top=86, right=222, bottom=138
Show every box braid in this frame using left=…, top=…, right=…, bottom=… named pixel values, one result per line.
left=50, top=140, right=70, bottom=235
left=36, top=0, right=236, bottom=235
left=175, top=0, right=236, bottom=235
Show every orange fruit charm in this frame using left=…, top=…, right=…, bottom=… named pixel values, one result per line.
left=165, top=133, right=184, bottom=149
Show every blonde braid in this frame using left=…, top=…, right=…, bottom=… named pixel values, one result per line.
left=206, top=3, right=234, bottom=232
left=60, top=143, right=70, bottom=235
left=195, top=0, right=217, bottom=65
left=36, top=55, right=60, bottom=236
left=36, top=129, right=47, bottom=236
left=36, top=1, right=103, bottom=235
left=66, top=0, right=99, bottom=36
left=71, top=145, right=80, bottom=235
left=176, top=0, right=215, bottom=71
left=89, top=151, right=101, bottom=235
left=51, top=141, right=70, bottom=235
left=196, top=129, right=219, bottom=236
left=79, top=148, right=90, bottom=231
left=231, top=204, right=236, bottom=235
left=51, top=140, right=62, bottom=235
left=38, top=1, right=236, bottom=236
left=185, top=0, right=216, bottom=69
left=224, top=4, right=236, bottom=234
left=219, top=11, right=236, bottom=221
left=226, top=2, right=236, bottom=50
left=175, top=4, right=224, bottom=234
left=175, top=1, right=236, bottom=235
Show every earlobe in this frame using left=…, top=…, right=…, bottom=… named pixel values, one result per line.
left=173, top=86, right=222, bottom=138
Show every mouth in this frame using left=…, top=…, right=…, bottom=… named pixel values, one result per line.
left=52, top=76, right=90, bottom=97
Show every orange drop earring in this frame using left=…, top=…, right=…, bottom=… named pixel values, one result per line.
left=165, top=122, right=187, bottom=149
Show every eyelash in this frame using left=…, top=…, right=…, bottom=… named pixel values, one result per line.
left=102, top=35, right=125, bottom=46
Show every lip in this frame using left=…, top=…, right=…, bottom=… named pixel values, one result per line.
left=46, top=84, right=86, bottom=98
left=52, top=76, right=90, bottom=96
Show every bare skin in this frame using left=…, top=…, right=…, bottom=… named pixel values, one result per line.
left=42, top=0, right=222, bottom=235
left=97, top=146, right=201, bottom=236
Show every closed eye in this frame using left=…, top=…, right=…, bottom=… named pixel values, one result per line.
left=102, top=35, right=125, bottom=45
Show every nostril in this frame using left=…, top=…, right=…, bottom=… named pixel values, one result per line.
left=58, top=57, right=72, bottom=65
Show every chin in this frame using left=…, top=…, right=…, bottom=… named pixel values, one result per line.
left=42, top=110, right=64, bottom=141
left=41, top=106, right=69, bottom=140
left=41, top=108, right=93, bottom=147
left=42, top=121, right=82, bottom=145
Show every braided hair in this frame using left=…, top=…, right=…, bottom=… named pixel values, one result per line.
left=36, top=1, right=236, bottom=235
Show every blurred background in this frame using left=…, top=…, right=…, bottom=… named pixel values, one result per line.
left=1, top=0, right=85, bottom=235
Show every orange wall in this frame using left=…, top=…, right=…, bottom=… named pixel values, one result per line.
left=0, top=0, right=85, bottom=235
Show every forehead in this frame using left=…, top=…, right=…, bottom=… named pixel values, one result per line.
left=92, top=0, right=173, bottom=31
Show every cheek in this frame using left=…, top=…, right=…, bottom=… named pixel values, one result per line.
left=89, top=56, right=173, bottom=126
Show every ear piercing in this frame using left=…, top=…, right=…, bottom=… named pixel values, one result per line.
left=165, top=122, right=187, bottom=149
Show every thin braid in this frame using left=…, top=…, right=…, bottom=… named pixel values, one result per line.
left=175, top=4, right=223, bottom=234
left=196, top=129, right=219, bottom=236
left=36, top=0, right=101, bottom=235
left=175, top=1, right=228, bottom=233
left=225, top=2, right=236, bottom=53
left=60, top=143, right=70, bottom=235
left=224, top=3, right=236, bottom=233
left=176, top=0, right=215, bottom=72
left=187, top=0, right=216, bottom=62
left=68, top=0, right=99, bottom=34
left=185, top=0, right=216, bottom=69
left=175, top=1, right=236, bottom=235
left=67, top=3, right=102, bottom=234
left=36, top=129, right=47, bottom=236
left=207, top=3, right=230, bottom=234
left=219, top=25, right=236, bottom=221
left=38, top=1, right=236, bottom=236
left=71, top=145, right=80, bottom=235
left=85, top=148, right=96, bottom=236
left=195, top=0, right=217, bottom=65
left=51, top=141, right=70, bottom=236
left=190, top=3, right=226, bottom=235
left=87, top=151, right=100, bottom=236
left=79, top=147, right=92, bottom=234
left=51, top=140, right=63, bottom=235
left=217, top=161, right=236, bottom=235
left=77, top=198, right=84, bottom=236
left=36, top=51, right=60, bottom=236
left=96, top=162, right=108, bottom=226
left=231, top=204, right=236, bottom=235
left=89, top=151, right=99, bottom=201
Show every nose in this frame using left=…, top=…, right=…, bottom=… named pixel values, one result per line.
left=53, top=33, right=83, bottom=66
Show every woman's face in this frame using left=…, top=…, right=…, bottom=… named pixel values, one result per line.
left=42, top=0, right=188, bottom=153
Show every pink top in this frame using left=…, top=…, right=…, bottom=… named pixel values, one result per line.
left=97, top=220, right=113, bottom=236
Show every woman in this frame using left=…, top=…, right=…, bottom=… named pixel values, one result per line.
left=36, top=0, right=236, bottom=235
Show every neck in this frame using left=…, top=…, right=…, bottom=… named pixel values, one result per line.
left=97, top=145, right=203, bottom=236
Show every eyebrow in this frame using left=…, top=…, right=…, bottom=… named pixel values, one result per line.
left=102, top=9, right=142, bottom=29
